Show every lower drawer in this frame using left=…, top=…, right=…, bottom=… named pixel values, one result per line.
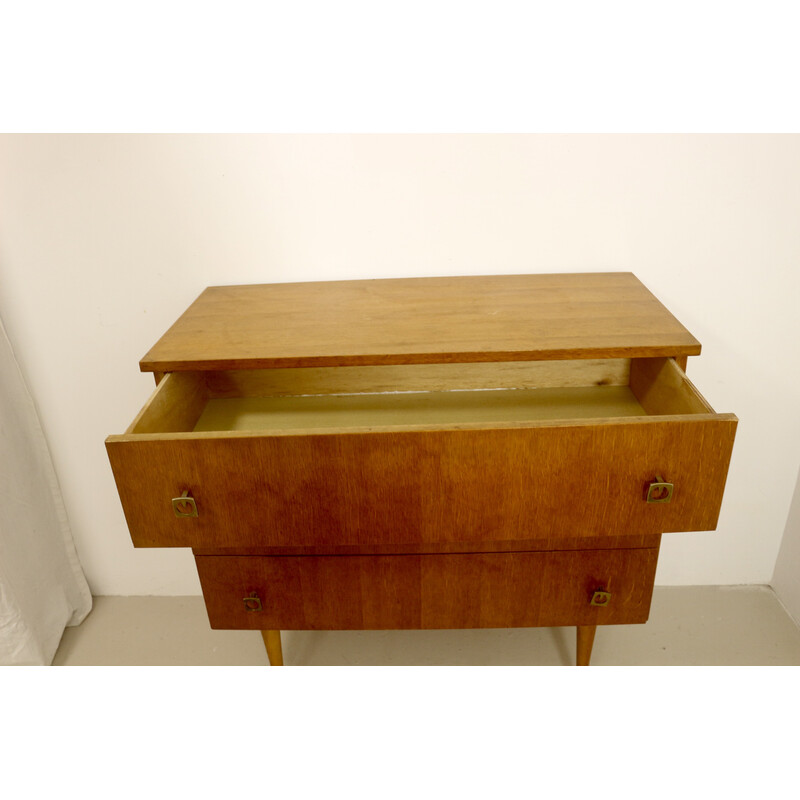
left=195, top=547, right=659, bottom=630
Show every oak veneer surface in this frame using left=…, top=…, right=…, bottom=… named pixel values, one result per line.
left=204, top=358, right=633, bottom=398
left=195, top=548, right=660, bottom=630
left=190, top=533, right=663, bottom=557
left=106, top=416, right=736, bottom=549
left=139, top=273, right=701, bottom=372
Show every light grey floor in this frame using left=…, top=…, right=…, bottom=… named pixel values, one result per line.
left=53, top=585, right=800, bottom=666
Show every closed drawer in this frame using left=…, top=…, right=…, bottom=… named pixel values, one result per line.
left=195, top=546, right=660, bottom=630
left=106, top=357, right=737, bottom=549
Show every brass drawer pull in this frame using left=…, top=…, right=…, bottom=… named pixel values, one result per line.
left=172, top=490, right=198, bottom=518
left=646, top=475, right=673, bottom=503
left=590, top=589, right=611, bottom=607
left=243, top=592, right=262, bottom=612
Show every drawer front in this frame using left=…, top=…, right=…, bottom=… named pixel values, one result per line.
left=107, top=416, right=736, bottom=549
left=195, top=547, right=660, bottom=630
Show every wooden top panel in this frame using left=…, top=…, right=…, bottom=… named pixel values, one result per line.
left=139, top=273, right=701, bottom=371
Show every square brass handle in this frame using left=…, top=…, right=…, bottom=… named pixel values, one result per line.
left=172, top=490, right=198, bottom=517
left=243, top=592, right=262, bottom=612
left=646, top=475, right=673, bottom=503
left=590, top=590, right=611, bottom=607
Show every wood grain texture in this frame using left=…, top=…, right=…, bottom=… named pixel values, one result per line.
left=139, top=274, right=701, bottom=372
left=190, top=533, right=663, bottom=557
left=577, top=625, right=597, bottom=666
left=104, top=273, right=738, bottom=663
left=204, top=359, right=632, bottom=397
left=261, top=630, right=283, bottom=666
left=106, top=415, right=737, bottom=549
left=195, top=548, right=659, bottom=630
left=126, top=372, right=207, bottom=434
left=630, top=357, right=713, bottom=415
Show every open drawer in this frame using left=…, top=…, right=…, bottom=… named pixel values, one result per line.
left=106, top=357, right=737, bottom=549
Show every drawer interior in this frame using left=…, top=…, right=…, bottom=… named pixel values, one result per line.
left=194, top=385, right=647, bottom=431
left=127, top=357, right=715, bottom=435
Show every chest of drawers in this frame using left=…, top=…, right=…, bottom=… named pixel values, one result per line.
left=106, top=273, right=737, bottom=665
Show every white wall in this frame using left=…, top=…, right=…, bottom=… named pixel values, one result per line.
left=773, top=469, right=800, bottom=624
left=0, top=134, right=798, bottom=595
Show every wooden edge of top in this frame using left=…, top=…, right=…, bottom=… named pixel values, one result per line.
left=139, top=344, right=703, bottom=373
left=139, top=342, right=701, bottom=372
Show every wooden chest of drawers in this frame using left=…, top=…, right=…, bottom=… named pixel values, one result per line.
left=106, top=273, right=737, bottom=664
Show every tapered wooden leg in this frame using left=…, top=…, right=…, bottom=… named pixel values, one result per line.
left=261, top=629, right=284, bottom=666
left=576, top=625, right=596, bottom=666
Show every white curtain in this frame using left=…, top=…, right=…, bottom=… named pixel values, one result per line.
left=0, top=315, right=91, bottom=665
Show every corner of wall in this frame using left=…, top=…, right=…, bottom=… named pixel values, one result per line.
left=771, top=466, right=800, bottom=627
